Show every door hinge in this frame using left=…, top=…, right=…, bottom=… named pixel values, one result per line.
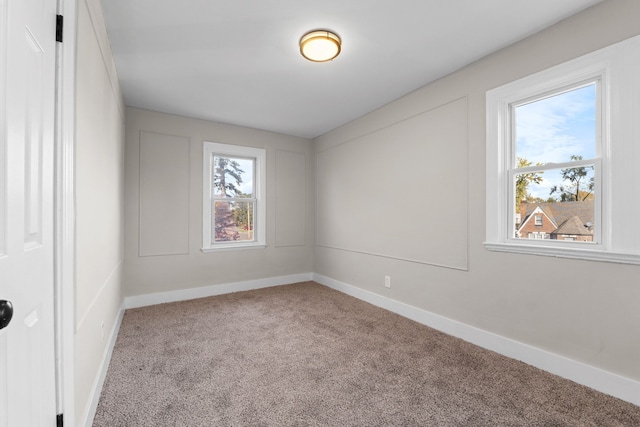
left=56, top=15, right=63, bottom=42
left=56, top=413, right=63, bottom=427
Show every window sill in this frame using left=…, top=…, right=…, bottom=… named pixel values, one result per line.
left=484, top=242, right=640, bottom=265
left=201, top=244, right=266, bottom=253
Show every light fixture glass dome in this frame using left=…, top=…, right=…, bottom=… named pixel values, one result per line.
left=300, top=30, right=341, bottom=62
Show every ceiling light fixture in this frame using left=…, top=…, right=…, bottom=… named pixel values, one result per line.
left=299, top=30, right=341, bottom=62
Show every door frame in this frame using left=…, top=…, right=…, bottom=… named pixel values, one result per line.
left=55, top=0, right=77, bottom=424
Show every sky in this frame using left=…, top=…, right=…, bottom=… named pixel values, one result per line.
left=213, top=156, right=255, bottom=196
left=515, top=83, right=596, bottom=200
left=232, top=157, right=254, bottom=196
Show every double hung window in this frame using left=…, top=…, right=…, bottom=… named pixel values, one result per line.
left=485, top=35, right=640, bottom=264
left=510, top=82, right=599, bottom=243
left=202, top=142, right=266, bottom=251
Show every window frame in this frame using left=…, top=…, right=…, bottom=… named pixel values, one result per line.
left=507, top=80, right=602, bottom=247
left=485, top=34, right=640, bottom=265
left=202, top=142, right=266, bottom=252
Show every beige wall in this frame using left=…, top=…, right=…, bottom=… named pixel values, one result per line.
left=314, top=0, right=640, bottom=382
left=123, top=108, right=315, bottom=297
left=317, top=97, right=468, bottom=270
left=78, top=0, right=640, bottom=413
left=74, top=0, right=125, bottom=422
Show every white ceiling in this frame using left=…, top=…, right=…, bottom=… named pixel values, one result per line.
left=101, top=0, right=603, bottom=139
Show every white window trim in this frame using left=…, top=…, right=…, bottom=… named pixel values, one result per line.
left=485, top=34, right=640, bottom=265
left=202, top=142, right=266, bottom=252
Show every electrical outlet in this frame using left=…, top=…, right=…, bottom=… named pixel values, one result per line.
left=384, top=275, right=391, bottom=288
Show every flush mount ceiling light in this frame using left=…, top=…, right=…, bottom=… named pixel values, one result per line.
left=299, top=30, right=341, bottom=62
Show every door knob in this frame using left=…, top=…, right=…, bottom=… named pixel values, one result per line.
left=0, top=300, right=13, bottom=330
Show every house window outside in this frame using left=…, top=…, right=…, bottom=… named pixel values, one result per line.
left=512, top=83, right=597, bottom=243
left=485, top=34, right=640, bottom=264
left=202, top=142, right=266, bottom=251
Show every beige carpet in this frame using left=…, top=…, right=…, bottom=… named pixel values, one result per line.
left=93, top=282, right=640, bottom=426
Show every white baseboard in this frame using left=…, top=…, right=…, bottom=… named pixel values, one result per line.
left=313, top=273, right=640, bottom=407
left=83, top=303, right=125, bottom=427
left=124, top=273, right=314, bottom=309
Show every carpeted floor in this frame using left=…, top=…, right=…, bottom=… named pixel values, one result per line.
left=93, top=282, right=640, bottom=426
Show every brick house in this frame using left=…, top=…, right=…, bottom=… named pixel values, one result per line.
left=516, top=201, right=594, bottom=242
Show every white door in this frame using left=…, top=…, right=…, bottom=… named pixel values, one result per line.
left=0, top=0, right=58, bottom=425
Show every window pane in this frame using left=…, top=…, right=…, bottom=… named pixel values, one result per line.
left=213, top=200, right=255, bottom=242
left=212, top=155, right=254, bottom=198
left=514, top=166, right=595, bottom=242
left=515, top=83, right=596, bottom=167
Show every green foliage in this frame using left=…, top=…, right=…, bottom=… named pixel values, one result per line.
left=232, top=202, right=252, bottom=230
left=549, top=155, right=594, bottom=202
left=515, top=157, right=543, bottom=210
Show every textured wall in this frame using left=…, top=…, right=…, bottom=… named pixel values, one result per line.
left=314, top=0, right=640, bottom=382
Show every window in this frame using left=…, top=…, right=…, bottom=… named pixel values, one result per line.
left=202, top=142, right=266, bottom=251
left=485, top=34, right=640, bottom=264
left=513, top=82, right=598, bottom=243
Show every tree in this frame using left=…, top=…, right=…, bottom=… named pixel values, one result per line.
left=213, top=156, right=245, bottom=241
left=515, top=157, right=543, bottom=210
left=549, top=155, right=594, bottom=202
left=214, top=156, right=244, bottom=197
left=232, top=202, right=252, bottom=233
